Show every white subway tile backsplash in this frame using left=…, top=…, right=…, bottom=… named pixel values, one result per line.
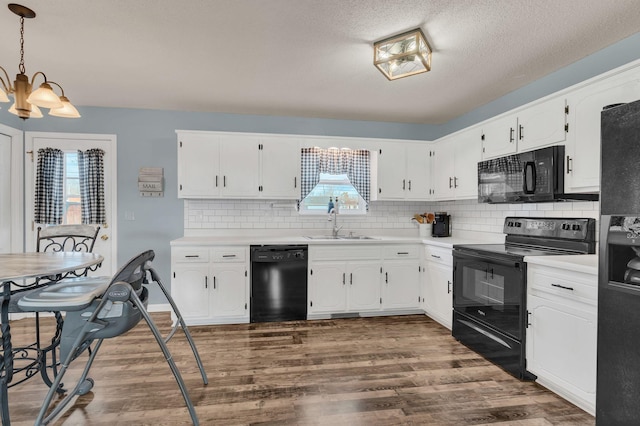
left=184, top=199, right=600, bottom=235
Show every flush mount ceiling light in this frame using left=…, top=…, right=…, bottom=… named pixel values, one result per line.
left=374, top=28, right=431, bottom=81
left=0, top=4, right=80, bottom=119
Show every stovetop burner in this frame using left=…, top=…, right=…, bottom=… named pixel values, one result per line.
left=455, top=217, right=596, bottom=260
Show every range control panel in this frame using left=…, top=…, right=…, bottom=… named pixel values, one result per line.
left=503, top=217, right=596, bottom=241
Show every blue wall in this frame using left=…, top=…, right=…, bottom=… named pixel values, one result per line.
left=2, top=30, right=640, bottom=302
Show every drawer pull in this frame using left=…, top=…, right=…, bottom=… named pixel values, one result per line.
left=185, top=255, right=199, bottom=258
left=397, top=252, right=409, bottom=255
left=551, top=283, right=574, bottom=291
left=222, top=254, right=237, bottom=258
left=431, top=254, right=441, bottom=259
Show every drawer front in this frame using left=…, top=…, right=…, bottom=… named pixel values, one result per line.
left=383, top=245, right=420, bottom=260
left=212, top=247, right=246, bottom=262
left=172, top=248, right=210, bottom=263
left=311, top=245, right=381, bottom=261
left=424, top=245, right=453, bottom=266
left=528, top=265, right=597, bottom=303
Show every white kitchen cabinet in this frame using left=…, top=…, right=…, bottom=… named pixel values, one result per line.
left=377, top=142, right=431, bottom=201
left=308, top=245, right=382, bottom=317
left=381, top=245, right=421, bottom=311
left=421, top=245, right=453, bottom=329
left=432, top=129, right=481, bottom=201
left=259, top=135, right=300, bottom=199
left=564, top=66, right=640, bottom=193
left=526, top=263, right=597, bottom=415
left=480, top=97, right=567, bottom=159
left=176, top=130, right=299, bottom=199
left=480, top=112, right=518, bottom=159
left=171, top=246, right=249, bottom=325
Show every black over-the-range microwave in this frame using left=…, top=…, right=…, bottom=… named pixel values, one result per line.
left=477, top=145, right=599, bottom=204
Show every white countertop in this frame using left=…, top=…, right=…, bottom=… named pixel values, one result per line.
left=171, top=229, right=505, bottom=248
left=524, top=254, right=598, bottom=275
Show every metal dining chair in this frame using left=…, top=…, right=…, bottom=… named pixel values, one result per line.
left=8, top=224, right=102, bottom=390
left=18, top=250, right=208, bottom=425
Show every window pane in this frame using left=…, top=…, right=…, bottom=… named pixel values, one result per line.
left=300, top=173, right=366, bottom=215
left=63, top=152, right=81, bottom=224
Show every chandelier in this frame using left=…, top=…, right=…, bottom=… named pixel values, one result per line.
left=0, top=4, right=80, bottom=119
left=374, top=28, right=432, bottom=81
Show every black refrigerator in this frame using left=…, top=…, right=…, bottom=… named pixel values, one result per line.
left=597, top=100, right=640, bottom=424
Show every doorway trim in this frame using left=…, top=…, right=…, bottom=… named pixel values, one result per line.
left=24, top=132, right=118, bottom=272
left=0, top=123, right=23, bottom=252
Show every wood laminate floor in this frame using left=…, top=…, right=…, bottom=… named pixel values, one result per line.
left=6, top=314, right=594, bottom=425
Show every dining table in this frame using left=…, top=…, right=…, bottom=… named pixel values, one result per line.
left=0, top=251, right=104, bottom=426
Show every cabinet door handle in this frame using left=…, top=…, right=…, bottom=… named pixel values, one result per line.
left=447, top=280, right=451, bottom=294
left=527, top=310, right=532, bottom=328
left=294, top=176, right=297, bottom=188
left=551, top=283, right=574, bottom=291
left=215, top=175, right=219, bottom=187
left=205, top=276, right=208, bottom=289
left=350, top=273, right=353, bottom=285
left=454, top=176, right=458, bottom=188
left=213, top=276, right=217, bottom=289
left=342, top=273, right=346, bottom=285
left=509, top=127, right=514, bottom=143
left=449, top=177, right=453, bottom=189
left=402, top=179, right=406, bottom=190
left=223, top=176, right=226, bottom=187
left=385, top=272, right=388, bottom=283
left=408, top=180, right=412, bottom=191
left=431, top=254, right=441, bottom=259
left=519, top=124, right=524, bottom=140
left=566, top=156, right=573, bottom=174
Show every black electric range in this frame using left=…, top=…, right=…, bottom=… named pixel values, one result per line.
left=451, top=217, right=596, bottom=379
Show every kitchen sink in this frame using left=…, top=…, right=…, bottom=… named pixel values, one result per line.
left=304, top=235, right=378, bottom=240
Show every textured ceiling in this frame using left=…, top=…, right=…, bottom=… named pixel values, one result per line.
left=1, top=0, right=639, bottom=124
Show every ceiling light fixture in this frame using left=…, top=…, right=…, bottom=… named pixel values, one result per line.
left=374, top=28, right=431, bottom=81
left=0, top=4, right=80, bottom=119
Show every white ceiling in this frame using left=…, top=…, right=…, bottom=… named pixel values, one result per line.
left=1, top=0, right=640, bottom=124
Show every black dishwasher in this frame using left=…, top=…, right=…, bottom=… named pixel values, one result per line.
left=250, top=245, right=308, bottom=323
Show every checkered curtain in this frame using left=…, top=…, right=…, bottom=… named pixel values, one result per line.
left=78, top=149, right=106, bottom=224
left=300, top=147, right=370, bottom=204
left=34, top=148, right=64, bottom=224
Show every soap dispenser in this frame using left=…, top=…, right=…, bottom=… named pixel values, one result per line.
left=327, top=197, right=334, bottom=213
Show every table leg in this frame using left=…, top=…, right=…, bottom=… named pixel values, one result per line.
left=1, top=281, right=13, bottom=425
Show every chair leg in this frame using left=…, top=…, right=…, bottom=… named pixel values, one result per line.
left=148, top=268, right=208, bottom=385
left=34, top=333, right=103, bottom=426
left=129, top=291, right=200, bottom=426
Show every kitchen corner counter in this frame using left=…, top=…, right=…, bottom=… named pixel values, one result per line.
left=524, top=254, right=598, bottom=275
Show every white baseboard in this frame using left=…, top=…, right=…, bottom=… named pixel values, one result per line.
left=147, top=303, right=171, bottom=313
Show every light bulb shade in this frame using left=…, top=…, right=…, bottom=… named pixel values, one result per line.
left=9, top=101, right=42, bottom=118
left=0, top=87, right=9, bottom=103
left=374, top=28, right=432, bottom=81
left=27, top=82, right=63, bottom=108
left=49, top=95, right=80, bottom=118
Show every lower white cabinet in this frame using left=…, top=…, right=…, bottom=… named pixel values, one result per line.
left=171, top=246, right=249, bottom=325
left=308, top=244, right=422, bottom=318
left=421, top=245, right=453, bottom=329
left=526, top=264, right=597, bottom=415
left=382, top=245, right=421, bottom=310
left=308, top=245, right=382, bottom=316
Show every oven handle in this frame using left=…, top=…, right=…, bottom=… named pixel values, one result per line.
left=458, top=319, right=512, bottom=349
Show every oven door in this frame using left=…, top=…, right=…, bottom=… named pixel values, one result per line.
left=453, top=250, right=526, bottom=340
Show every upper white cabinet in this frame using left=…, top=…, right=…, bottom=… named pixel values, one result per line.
left=480, top=97, right=567, bottom=159
left=564, top=66, right=640, bottom=193
left=432, top=128, right=481, bottom=200
left=377, top=142, right=431, bottom=201
left=177, top=131, right=299, bottom=199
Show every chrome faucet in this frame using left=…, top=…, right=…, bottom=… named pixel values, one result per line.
left=328, top=207, right=342, bottom=237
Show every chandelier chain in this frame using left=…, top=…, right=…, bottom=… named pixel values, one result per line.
left=18, top=16, right=25, bottom=74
